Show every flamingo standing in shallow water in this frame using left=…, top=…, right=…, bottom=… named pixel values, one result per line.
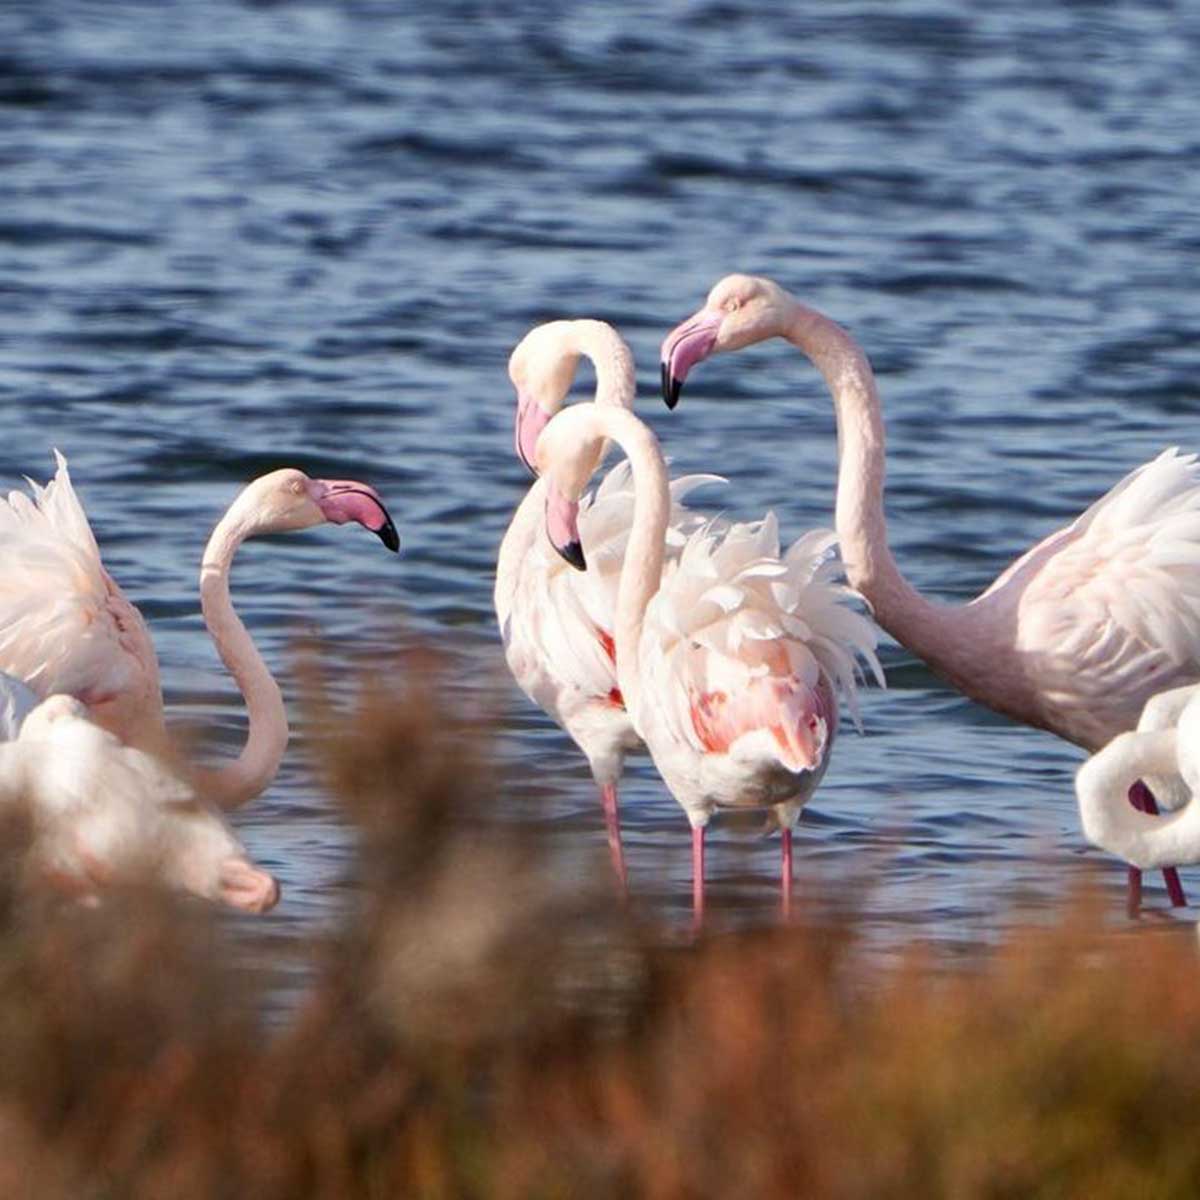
left=0, top=454, right=399, bottom=811
left=497, top=319, right=717, bottom=887
left=0, top=692, right=279, bottom=911
left=661, top=273, right=1200, bottom=907
left=1077, top=684, right=1200, bottom=883
left=534, top=402, right=881, bottom=924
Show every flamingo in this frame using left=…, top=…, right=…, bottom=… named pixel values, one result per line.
left=1078, top=684, right=1200, bottom=881
left=661, top=272, right=1200, bottom=907
left=497, top=319, right=717, bottom=888
left=0, top=692, right=279, bottom=911
left=0, top=454, right=399, bottom=811
left=533, top=402, right=882, bottom=924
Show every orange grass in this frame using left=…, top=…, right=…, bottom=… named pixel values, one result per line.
left=2, top=659, right=1200, bottom=1199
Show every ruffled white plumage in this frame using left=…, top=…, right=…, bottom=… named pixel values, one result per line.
left=638, top=510, right=882, bottom=816
left=0, top=453, right=161, bottom=742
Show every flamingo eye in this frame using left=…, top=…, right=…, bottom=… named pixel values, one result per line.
left=725, top=296, right=742, bottom=313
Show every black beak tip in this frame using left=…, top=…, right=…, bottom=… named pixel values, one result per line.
left=663, top=370, right=683, bottom=410
left=376, top=519, right=401, bottom=553
left=556, top=539, right=587, bottom=572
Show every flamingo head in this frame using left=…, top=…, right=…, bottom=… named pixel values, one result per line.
left=509, top=320, right=583, bottom=476
left=660, top=274, right=792, bottom=409
left=163, top=803, right=281, bottom=914
left=231, top=469, right=400, bottom=551
left=533, top=405, right=613, bottom=572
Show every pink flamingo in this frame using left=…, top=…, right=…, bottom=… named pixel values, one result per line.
left=534, top=402, right=882, bottom=924
left=0, top=454, right=399, bottom=811
left=662, top=273, right=1200, bottom=907
left=497, top=320, right=717, bottom=887
left=0, top=692, right=279, bottom=912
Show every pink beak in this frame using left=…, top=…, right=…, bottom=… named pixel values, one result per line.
left=515, top=389, right=551, bottom=476
left=546, top=481, right=585, bottom=571
left=308, top=479, right=400, bottom=551
left=660, top=308, right=723, bottom=409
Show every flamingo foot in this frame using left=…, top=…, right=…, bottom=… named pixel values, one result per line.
left=781, top=827, right=793, bottom=921
left=691, top=825, right=705, bottom=935
left=1128, top=781, right=1187, bottom=909
left=599, top=782, right=628, bottom=897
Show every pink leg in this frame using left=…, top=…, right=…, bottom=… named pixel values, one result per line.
left=1129, top=781, right=1187, bottom=908
left=691, top=825, right=706, bottom=933
left=599, top=783, right=628, bottom=895
left=781, top=828, right=793, bottom=920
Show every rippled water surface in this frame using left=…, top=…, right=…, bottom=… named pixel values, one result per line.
left=2, top=0, right=1199, bottom=954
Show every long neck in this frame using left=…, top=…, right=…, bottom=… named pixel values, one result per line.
left=1076, top=731, right=1200, bottom=869
left=784, top=303, right=977, bottom=676
left=190, top=515, right=288, bottom=811
left=496, top=478, right=545, bottom=624
left=571, top=320, right=637, bottom=411
left=596, top=410, right=671, bottom=722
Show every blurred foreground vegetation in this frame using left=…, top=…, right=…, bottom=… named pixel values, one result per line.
left=3, top=659, right=1200, bottom=1199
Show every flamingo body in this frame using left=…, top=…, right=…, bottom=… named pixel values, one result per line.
left=499, top=462, right=717, bottom=788
left=637, top=517, right=877, bottom=832
left=0, top=694, right=279, bottom=912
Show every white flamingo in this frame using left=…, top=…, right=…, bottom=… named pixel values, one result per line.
left=661, top=272, right=1200, bottom=906
left=0, top=692, right=280, bottom=912
left=1077, top=684, right=1200, bottom=874
left=534, top=402, right=882, bottom=923
left=497, top=320, right=717, bottom=887
left=0, top=454, right=399, bottom=811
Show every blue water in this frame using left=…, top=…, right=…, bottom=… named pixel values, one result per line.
left=1, top=0, right=1198, bottom=955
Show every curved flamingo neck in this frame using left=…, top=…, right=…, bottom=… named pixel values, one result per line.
left=190, top=512, right=287, bottom=811
left=496, top=478, right=545, bottom=624
left=782, top=302, right=976, bottom=677
left=568, top=320, right=637, bottom=411
left=587, top=408, right=670, bottom=722
left=1077, top=731, right=1200, bottom=869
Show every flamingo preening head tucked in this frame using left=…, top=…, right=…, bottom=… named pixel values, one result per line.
left=1, top=692, right=280, bottom=913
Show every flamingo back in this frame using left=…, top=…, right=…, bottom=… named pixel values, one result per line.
left=0, top=452, right=163, bottom=746
left=1016, top=448, right=1200, bottom=746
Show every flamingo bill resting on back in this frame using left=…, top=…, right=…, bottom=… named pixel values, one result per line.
left=0, top=453, right=399, bottom=813
left=0, top=690, right=280, bottom=912
left=496, top=320, right=719, bottom=890
left=661, top=273, right=1200, bottom=908
left=1077, top=683, right=1200, bottom=908
left=534, top=401, right=883, bottom=925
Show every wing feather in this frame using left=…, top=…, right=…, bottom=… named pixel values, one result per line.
left=1018, top=449, right=1200, bottom=743
left=0, top=454, right=160, bottom=732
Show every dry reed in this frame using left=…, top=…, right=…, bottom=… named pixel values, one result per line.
left=2, top=654, right=1199, bottom=1199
